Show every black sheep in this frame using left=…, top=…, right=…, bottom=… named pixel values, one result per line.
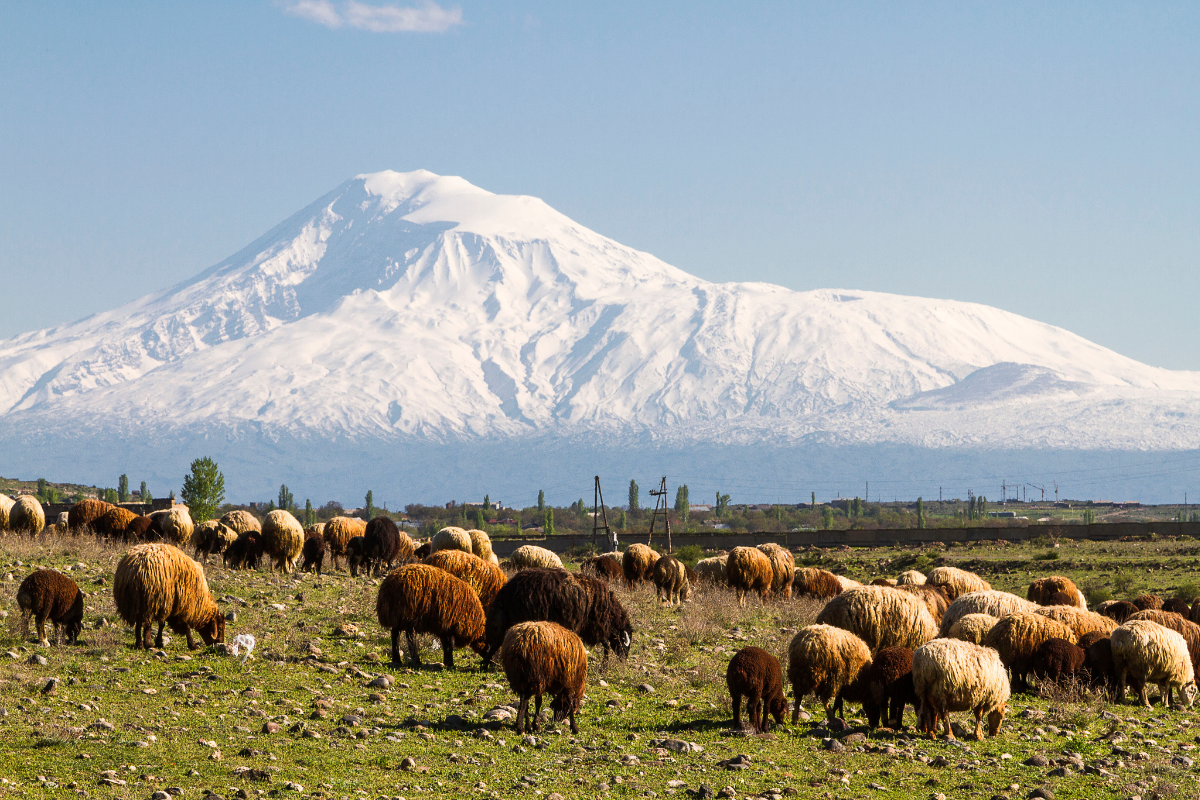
left=861, top=646, right=916, bottom=729
left=483, top=568, right=589, bottom=665
left=726, top=646, right=787, bottom=733
left=17, top=570, right=84, bottom=646
left=1100, top=600, right=1138, bottom=624
left=363, top=517, right=402, bottom=576
left=1082, top=635, right=1118, bottom=700
left=224, top=531, right=264, bottom=570
left=581, top=556, right=623, bottom=583
left=301, top=532, right=326, bottom=575
left=576, top=573, right=634, bottom=662
left=347, top=536, right=368, bottom=577
left=1162, top=598, right=1191, bottom=616
left=1031, top=637, right=1086, bottom=684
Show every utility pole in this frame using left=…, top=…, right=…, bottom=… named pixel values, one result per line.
left=865, top=482, right=868, bottom=503
left=1054, top=482, right=1059, bottom=503
left=592, top=476, right=613, bottom=552
left=647, top=476, right=673, bottom=553
left=1002, top=481, right=1006, bottom=503
left=939, top=487, right=942, bottom=502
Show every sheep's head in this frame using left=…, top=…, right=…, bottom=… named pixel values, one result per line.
left=609, top=627, right=633, bottom=660
left=1183, top=682, right=1198, bottom=708
left=986, top=703, right=1007, bottom=737
left=768, top=696, right=788, bottom=726
left=198, top=611, right=226, bottom=645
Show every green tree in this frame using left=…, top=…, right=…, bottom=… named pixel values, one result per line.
left=820, top=506, right=835, bottom=530
left=811, top=491, right=816, bottom=508
left=544, top=508, right=554, bottom=535
left=476, top=509, right=487, bottom=530
left=180, top=457, right=225, bottom=523
left=483, top=494, right=491, bottom=511
left=674, top=484, right=689, bottom=520
left=305, top=498, right=314, bottom=526
left=278, top=484, right=294, bottom=513
left=1083, top=508, right=1096, bottom=525
left=37, top=478, right=47, bottom=498
left=364, top=490, right=374, bottom=520
left=917, top=497, right=926, bottom=529
left=716, top=492, right=730, bottom=517
left=118, top=474, right=129, bottom=503
left=619, top=509, right=627, bottom=530
left=538, top=490, right=545, bottom=512
left=628, top=479, right=640, bottom=512
left=851, top=497, right=863, bottom=517
left=577, top=498, right=586, bottom=520
left=140, top=481, right=151, bottom=504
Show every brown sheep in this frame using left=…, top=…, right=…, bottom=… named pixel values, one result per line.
left=423, top=549, right=507, bottom=609
left=500, top=621, right=587, bottom=734
left=17, top=570, right=84, bottom=646
left=652, top=556, right=690, bottom=605
left=756, top=543, right=795, bottom=597
left=125, top=516, right=156, bottom=542
left=1082, top=636, right=1117, bottom=699
left=94, top=506, right=139, bottom=539
left=301, top=530, right=326, bottom=575
left=1035, top=605, right=1119, bottom=639
left=224, top=531, right=264, bottom=570
left=1045, top=591, right=1077, bottom=607
left=622, top=543, right=659, bottom=585
left=787, top=624, right=873, bottom=722
left=1031, top=638, right=1086, bottom=684
left=926, top=566, right=990, bottom=601
left=1027, top=576, right=1086, bottom=609
left=1099, top=600, right=1138, bottom=624
left=1134, top=593, right=1164, bottom=611
left=113, top=543, right=225, bottom=650
left=862, top=646, right=916, bottom=729
left=983, top=612, right=1077, bottom=691
left=582, top=555, right=624, bottom=583
left=219, top=509, right=261, bottom=535
left=793, top=567, right=844, bottom=599
left=68, top=499, right=115, bottom=533
left=1128, top=610, right=1200, bottom=676
left=726, top=646, right=788, bottom=733
left=897, top=583, right=950, bottom=623
left=375, top=564, right=486, bottom=669
left=192, top=520, right=238, bottom=563
left=726, top=546, right=774, bottom=606
left=1163, top=598, right=1191, bottom=616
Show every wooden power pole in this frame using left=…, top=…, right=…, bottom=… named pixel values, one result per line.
left=592, top=476, right=613, bottom=551
left=647, top=476, right=673, bottom=553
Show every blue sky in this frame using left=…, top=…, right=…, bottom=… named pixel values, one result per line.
left=2, top=2, right=1198, bottom=369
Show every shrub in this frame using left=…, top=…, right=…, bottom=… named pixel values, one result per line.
left=1083, top=584, right=1112, bottom=606
left=674, top=545, right=704, bottom=567
left=1035, top=549, right=1060, bottom=561
left=1173, top=582, right=1200, bottom=602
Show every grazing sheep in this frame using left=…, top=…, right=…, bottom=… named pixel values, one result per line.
left=897, top=570, right=927, bottom=586
left=376, top=564, right=486, bottom=669
left=1163, top=598, right=1191, bottom=616
left=1128, top=610, right=1200, bottom=675
left=1035, top=605, right=1119, bottom=639
left=622, top=543, right=659, bottom=585
left=414, top=539, right=432, bottom=559
left=786, top=624, right=872, bottom=722
left=897, top=583, right=950, bottom=623
left=347, top=536, right=369, bottom=577
left=1027, top=576, right=1087, bottom=609
left=94, top=506, right=139, bottom=539
left=54, top=511, right=70, bottom=530
left=500, top=621, right=587, bottom=734
left=305, top=522, right=326, bottom=538
left=17, top=569, right=83, bottom=646
left=946, top=613, right=1000, bottom=645
left=9, top=496, right=45, bottom=536
left=1191, top=601, right=1200, bottom=627
left=793, top=567, right=843, bottom=599
left=113, top=543, right=225, bottom=650
left=466, top=528, right=494, bottom=562
left=726, top=646, right=788, bottom=733
left=815, top=585, right=938, bottom=651
left=652, top=556, right=690, bottom=605
left=1111, top=619, right=1197, bottom=708
left=125, top=516, right=155, bottom=542
left=1082, top=635, right=1117, bottom=699
left=1045, top=591, right=1077, bottom=607
left=261, top=510, right=304, bottom=573
left=424, top=549, right=507, bottom=609
left=224, top=531, right=264, bottom=570
left=937, top=590, right=1038, bottom=637
left=926, top=566, right=990, bottom=601
left=510, top=545, right=564, bottom=571
left=220, top=510, right=261, bottom=535
left=1098, top=599, right=1138, bottom=624
left=726, top=547, right=774, bottom=605
left=862, top=646, right=916, bottom=729
left=67, top=499, right=114, bottom=533
left=913, top=638, right=1009, bottom=740
left=581, top=555, right=624, bottom=583
left=363, top=517, right=403, bottom=576
left=484, top=569, right=589, bottom=663
left=983, top=612, right=1078, bottom=691
left=694, top=555, right=729, bottom=585
left=871, top=578, right=898, bottom=587
left=301, top=530, right=326, bottom=575
left=1134, top=593, right=1164, bottom=611
left=192, top=520, right=238, bottom=563
left=756, top=543, right=795, bottom=597
left=835, top=575, right=864, bottom=592
left=323, top=517, right=366, bottom=570
left=431, top=526, right=474, bottom=555
left=154, top=507, right=194, bottom=546
left=575, top=574, right=635, bottom=664
left=0, top=494, right=13, bottom=531
left=1031, top=638, right=1086, bottom=684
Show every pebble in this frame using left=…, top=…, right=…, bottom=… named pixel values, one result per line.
left=29, top=654, right=48, bottom=666
left=399, top=757, right=416, bottom=771
left=638, top=683, right=655, bottom=693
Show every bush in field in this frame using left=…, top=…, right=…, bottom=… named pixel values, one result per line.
left=1173, top=582, right=1200, bottom=602
left=675, top=544, right=704, bottom=567
left=1083, top=583, right=1112, bottom=606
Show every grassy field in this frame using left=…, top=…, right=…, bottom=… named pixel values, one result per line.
left=0, top=533, right=1198, bottom=800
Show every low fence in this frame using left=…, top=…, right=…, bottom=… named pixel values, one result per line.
left=487, top=520, right=1200, bottom=557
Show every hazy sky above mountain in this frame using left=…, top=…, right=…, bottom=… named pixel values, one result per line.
left=2, top=2, right=1198, bottom=369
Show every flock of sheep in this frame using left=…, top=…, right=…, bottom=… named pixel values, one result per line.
left=6, top=496, right=1200, bottom=741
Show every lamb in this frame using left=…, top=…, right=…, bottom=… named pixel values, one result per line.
left=1111, top=619, right=1197, bottom=708
left=574, top=574, right=635, bottom=664
left=362, top=516, right=403, bottom=576
left=1127, top=610, right=1200, bottom=674
left=423, top=549, right=507, bottom=609
left=1082, top=635, right=1117, bottom=699
left=466, top=528, right=494, bottom=562
left=192, top=520, right=238, bottom=563
left=726, top=546, right=774, bottom=605
left=431, top=526, right=474, bottom=554
left=896, top=570, right=927, bottom=585
left=1031, top=638, right=1086, bottom=684
left=982, top=612, right=1078, bottom=691
left=862, top=646, right=916, bottom=729
left=113, top=543, right=225, bottom=650
left=1133, top=593, right=1164, bottom=611
left=375, top=564, right=486, bottom=669
left=17, top=569, right=84, bottom=646
left=500, top=621, right=588, bottom=734
left=581, top=555, right=624, bottom=583
left=219, top=510, right=261, bottom=535
left=413, top=539, right=432, bottom=559
left=224, top=531, right=264, bottom=570
left=67, top=499, right=114, bottom=533
left=694, top=555, right=729, bottom=585
left=323, top=517, right=366, bottom=570
left=652, top=556, right=691, bottom=604
left=756, top=543, right=795, bottom=597
left=793, top=567, right=844, bottom=599
left=153, top=507, right=194, bottom=546
left=301, top=530, right=326, bottom=575
left=926, top=566, right=990, bottom=601
left=912, top=638, right=1010, bottom=740
left=94, top=506, right=139, bottom=539
left=347, top=536, right=368, bottom=577
left=946, top=613, right=999, bottom=645
left=9, top=496, right=45, bottom=536
left=261, top=510, right=304, bottom=573
left=510, top=545, right=564, bottom=570
left=815, top=585, right=938, bottom=651
left=1098, top=599, right=1138, bottom=624
left=786, top=624, right=872, bottom=722
left=937, top=590, right=1038, bottom=637
left=622, top=543, right=659, bottom=584
left=1034, top=605, right=1119, bottom=639
left=726, top=646, right=788, bottom=733
left=0, top=494, right=13, bottom=531
left=897, top=583, right=950, bottom=623
left=1027, top=575, right=1087, bottom=609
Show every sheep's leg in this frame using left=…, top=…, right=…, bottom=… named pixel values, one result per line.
left=515, top=695, right=529, bottom=734
left=406, top=631, right=422, bottom=667
left=184, top=626, right=198, bottom=650
left=791, top=692, right=801, bottom=725
left=822, top=698, right=834, bottom=722
left=831, top=694, right=844, bottom=721
left=749, top=692, right=762, bottom=733
left=567, top=704, right=578, bottom=734
left=942, top=711, right=954, bottom=740
left=142, top=622, right=154, bottom=649
left=390, top=627, right=402, bottom=665
left=132, top=621, right=142, bottom=649
left=532, top=694, right=543, bottom=731
left=731, top=691, right=743, bottom=730
left=36, top=615, right=49, bottom=647
left=1139, top=683, right=1151, bottom=708
left=972, top=707, right=985, bottom=741
left=441, top=636, right=454, bottom=670
left=20, top=611, right=30, bottom=642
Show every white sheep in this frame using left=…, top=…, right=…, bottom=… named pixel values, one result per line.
left=815, top=585, right=938, bottom=651
left=938, top=590, right=1038, bottom=637
left=508, top=545, right=564, bottom=570
left=913, top=637, right=1010, bottom=740
left=1111, top=619, right=1197, bottom=708
left=431, top=526, right=474, bottom=555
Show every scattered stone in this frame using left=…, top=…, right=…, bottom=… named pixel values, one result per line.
left=399, top=757, right=416, bottom=771
left=261, top=722, right=280, bottom=734
left=1024, top=755, right=1050, bottom=767
left=29, top=654, right=48, bottom=666
left=1027, top=788, right=1054, bottom=800
left=718, top=755, right=751, bottom=770
left=367, top=675, right=393, bottom=689
left=822, top=738, right=844, bottom=752
left=638, top=683, right=655, bottom=693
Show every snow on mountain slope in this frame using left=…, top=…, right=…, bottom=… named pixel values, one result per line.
left=2, top=169, right=1199, bottom=451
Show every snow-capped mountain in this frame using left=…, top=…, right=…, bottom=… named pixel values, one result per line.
left=2, top=170, right=1198, bottom=501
